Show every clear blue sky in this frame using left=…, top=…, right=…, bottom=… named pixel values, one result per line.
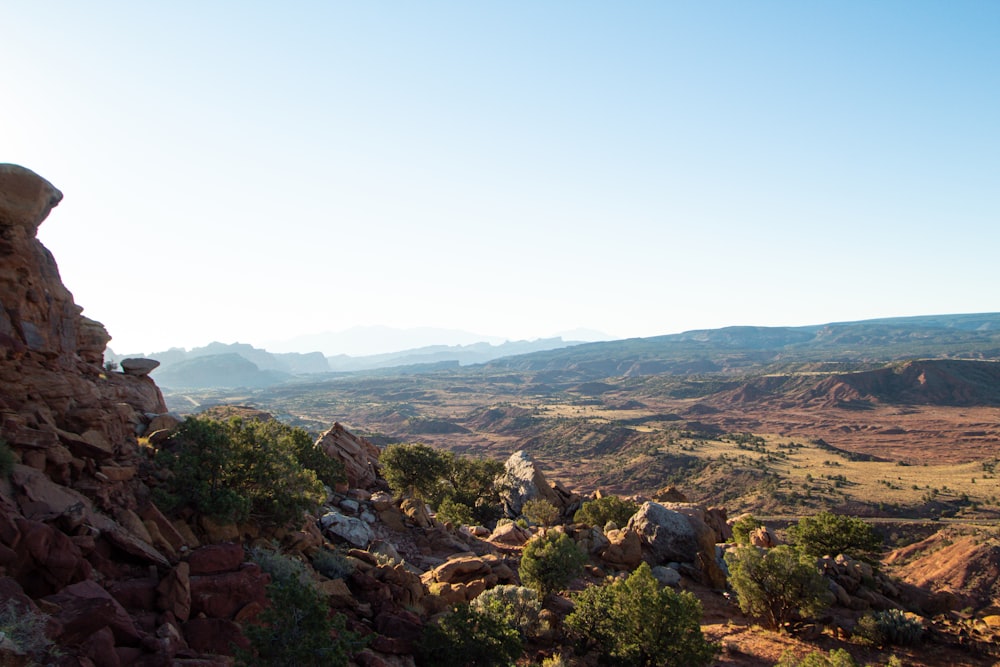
left=4, top=2, right=998, bottom=354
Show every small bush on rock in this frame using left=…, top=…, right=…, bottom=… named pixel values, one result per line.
left=565, top=562, right=718, bottom=667
left=519, top=531, right=586, bottom=596
left=854, top=609, right=923, bottom=647
left=311, top=547, right=354, bottom=580
left=416, top=604, right=522, bottom=667
left=725, top=545, right=830, bottom=630
left=731, top=514, right=764, bottom=544
left=0, top=600, right=58, bottom=665
left=573, top=495, right=639, bottom=528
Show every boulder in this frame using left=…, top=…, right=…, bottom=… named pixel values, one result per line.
left=156, top=562, right=192, bottom=621
left=499, top=451, right=565, bottom=518
left=314, top=423, right=381, bottom=490
left=599, top=527, right=643, bottom=570
left=43, top=580, right=141, bottom=646
left=189, top=563, right=269, bottom=620
left=488, top=522, right=531, bottom=546
left=186, top=543, right=244, bottom=575
left=399, top=499, right=432, bottom=529
left=182, top=618, right=249, bottom=656
left=320, top=509, right=374, bottom=548
left=0, top=164, right=62, bottom=233
left=120, top=358, right=160, bottom=377
left=627, top=502, right=700, bottom=565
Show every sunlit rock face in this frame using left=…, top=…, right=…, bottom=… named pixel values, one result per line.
left=0, top=164, right=166, bottom=479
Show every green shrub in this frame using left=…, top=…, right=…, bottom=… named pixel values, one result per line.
left=725, top=545, right=830, bottom=630
left=519, top=531, right=586, bottom=596
left=789, top=512, right=883, bottom=564
left=565, top=562, right=718, bottom=667
left=854, top=609, right=923, bottom=647
left=380, top=443, right=449, bottom=500
left=573, top=495, right=639, bottom=528
left=522, top=498, right=560, bottom=526
left=0, top=600, right=58, bottom=665
left=731, top=514, right=764, bottom=544
left=0, top=439, right=15, bottom=479
left=155, top=417, right=328, bottom=526
left=436, top=496, right=475, bottom=527
left=416, top=604, right=522, bottom=667
left=240, top=547, right=363, bottom=666
left=776, top=648, right=859, bottom=667
left=380, top=445, right=506, bottom=525
left=311, top=547, right=354, bottom=580
left=470, top=585, right=543, bottom=639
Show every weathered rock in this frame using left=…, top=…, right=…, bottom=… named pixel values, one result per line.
left=189, top=563, right=269, bottom=620
left=156, top=562, right=192, bottom=621
left=628, top=501, right=700, bottom=565
left=13, top=517, right=89, bottom=595
left=600, top=527, right=643, bottom=570
left=749, top=525, right=778, bottom=548
left=43, top=579, right=141, bottom=646
left=120, top=358, right=160, bottom=377
left=399, top=499, right=432, bottom=529
left=182, top=618, right=249, bottom=656
left=320, top=509, right=374, bottom=548
left=498, top=451, right=565, bottom=518
left=314, top=423, right=382, bottom=490
left=651, top=565, right=682, bottom=587
left=187, top=543, right=244, bottom=575
left=488, top=522, right=531, bottom=546
left=0, top=164, right=62, bottom=233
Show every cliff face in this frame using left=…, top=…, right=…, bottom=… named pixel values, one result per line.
left=0, top=164, right=166, bottom=466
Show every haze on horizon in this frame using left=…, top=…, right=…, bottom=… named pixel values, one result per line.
left=3, top=2, right=998, bottom=356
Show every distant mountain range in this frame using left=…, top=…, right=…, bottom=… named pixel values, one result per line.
left=109, top=337, right=587, bottom=389
left=112, top=313, right=1000, bottom=390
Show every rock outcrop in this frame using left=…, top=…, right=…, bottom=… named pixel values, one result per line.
left=315, top=422, right=382, bottom=491
left=627, top=501, right=726, bottom=588
left=499, top=450, right=580, bottom=519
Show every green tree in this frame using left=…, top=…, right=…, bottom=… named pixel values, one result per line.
left=565, top=562, right=718, bottom=667
left=416, top=604, right=522, bottom=667
left=379, top=443, right=449, bottom=500
left=789, top=512, right=883, bottom=564
left=725, top=545, right=830, bottom=630
left=573, top=495, right=639, bottom=528
left=519, top=531, right=586, bottom=597
left=156, top=417, right=328, bottom=526
left=522, top=498, right=560, bottom=526
left=436, top=496, right=475, bottom=527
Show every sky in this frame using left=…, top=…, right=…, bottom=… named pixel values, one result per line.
left=3, top=2, right=998, bottom=356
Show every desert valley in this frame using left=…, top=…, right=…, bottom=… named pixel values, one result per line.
left=2, top=165, right=1000, bottom=667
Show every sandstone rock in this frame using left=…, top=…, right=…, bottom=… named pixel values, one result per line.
left=186, top=542, right=244, bottom=575
left=198, top=515, right=239, bottom=544
left=399, top=499, right=432, bottom=528
left=600, top=527, right=643, bottom=570
left=189, top=563, right=269, bottom=619
left=370, top=491, right=395, bottom=512
left=749, top=526, right=778, bottom=548
left=120, top=358, right=160, bottom=377
left=79, top=626, right=119, bottom=667
left=320, top=509, right=374, bottom=548
left=628, top=501, right=700, bottom=565
left=13, top=517, right=89, bottom=595
left=488, top=522, right=531, bottom=546
left=314, top=423, right=381, bottom=490
left=651, top=565, right=682, bottom=587
left=9, top=463, right=93, bottom=520
left=182, top=618, right=249, bottom=656
left=0, top=164, right=62, bottom=233
left=318, top=577, right=357, bottom=608
left=156, top=562, right=192, bottom=621
left=652, top=485, right=689, bottom=503
left=499, top=450, right=565, bottom=518
left=44, top=579, right=141, bottom=646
